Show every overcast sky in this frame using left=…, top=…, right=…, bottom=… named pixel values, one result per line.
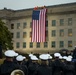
left=0, top=0, right=76, bottom=10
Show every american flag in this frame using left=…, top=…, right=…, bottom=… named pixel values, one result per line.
left=31, top=8, right=47, bottom=42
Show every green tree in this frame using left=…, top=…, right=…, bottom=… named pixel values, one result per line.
left=0, top=19, right=13, bottom=50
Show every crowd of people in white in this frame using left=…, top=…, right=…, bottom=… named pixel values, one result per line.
left=0, top=47, right=76, bottom=75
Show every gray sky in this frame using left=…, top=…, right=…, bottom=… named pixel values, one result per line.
left=0, top=0, right=76, bottom=10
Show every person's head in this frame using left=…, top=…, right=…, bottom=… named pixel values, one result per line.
left=48, top=56, right=52, bottom=60
left=4, top=50, right=17, bottom=61
left=68, top=55, right=73, bottom=59
left=59, top=55, right=63, bottom=61
left=29, top=53, right=34, bottom=57
left=54, top=53, right=61, bottom=60
left=39, top=54, right=48, bottom=65
left=66, top=57, right=72, bottom=63
left=16, top=55, right=25, bottom=64
left=62, top=56, right=67, bottom=62
left=31, top=55, right=38, bottom=63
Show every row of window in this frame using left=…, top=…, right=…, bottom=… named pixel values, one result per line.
left=11, top=29, right=72, bottom=38
left=52, top=29, right=72, bottom=37
left=11, top=18, right=72, bottom=29
left=15, top=41, right=72, bottom=48
left=52, top=18, right=72, bottom=26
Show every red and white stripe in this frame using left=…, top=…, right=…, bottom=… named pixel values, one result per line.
left=32, top=8, right=47, bottom=42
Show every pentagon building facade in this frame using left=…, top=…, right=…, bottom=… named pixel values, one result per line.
left=0, top=2, right=76, bottom=54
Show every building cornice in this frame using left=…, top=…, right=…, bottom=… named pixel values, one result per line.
left=0, top=2, right=76, bottom=20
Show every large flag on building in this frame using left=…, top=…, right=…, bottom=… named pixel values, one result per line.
left=31, top=8, right=47, bottom=42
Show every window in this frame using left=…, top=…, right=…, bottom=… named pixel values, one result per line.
left=30, top=22, right=32, bottom=28
left=17, top=23, right=20, bottom=29
left=45, top=30, right=48, bottom=37
left=59, top=41, right=64, bottom=48
left=23, top=32, right=26, bottom=38
left=23, top=42, right=26, bottom=48
left=52, top=20, right=56, bottom=26
left=68, top=41, right=72, bottom=47
left=30, top=42, right=33, bottom=48
left=68, top=18, right=72, bottom=25
left=11, top=33, right=14, bottom=38
left=60, top=19, right=64, bottom=26
left=51, top=41, right=56, bottom=48
left=16, top=32, right=20, bottom=38
left=36, top=42, right=40, bottom=48
left=44, top=42, right=48, bottom=48
left=11, top=24, right=14, bottom=29
left=60, top=29, right=64, bottom=36
left=16, top=42, right=20, bottom=48
left=23, top=22, right=27, bottom=28
left=46, top=20, right=48, bottom=27
left=52, top=30, right=56, bottom=37
left=68, top=29, right=72, bottom=36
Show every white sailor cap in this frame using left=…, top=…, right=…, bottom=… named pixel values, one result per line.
left=31, top=55, right=38, bottom=60
left=48, top=56, right=52, bottom=59
left=62, top=56, right=67, bottom=60
left=23, top=56, right=26, bottom=59
left=16, top=55, right=24, bottom=61
left=45, top=54, right=52, bottom=59
left=4, top=50, right=17, bottom=57
left=14, top=52, right=18, bottom=56
left=54, top=53, right=61, bottom=57
left=9, top=50, right=19, bottom=57
left=46, top=54, right=50, bottom=57
left=11, top=50, right=19, bottom=56
left=29, top=54, right=34, bottom=57
left=66, top=57, right=72, bottom=62
left=68, top=55, right=73, bottom=59
left=59, top=56, right=63, bottom=59
left=39, top=54, right=48, bottom=60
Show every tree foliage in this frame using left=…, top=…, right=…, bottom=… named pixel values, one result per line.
left=0, top=19, right=13, bottom=50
